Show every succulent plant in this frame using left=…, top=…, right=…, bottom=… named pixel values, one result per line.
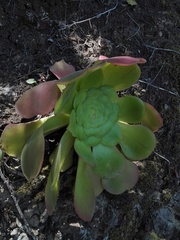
left=0, top=56, right=162, bottom=221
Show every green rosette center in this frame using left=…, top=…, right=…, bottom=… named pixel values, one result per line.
left=68, top=86, right=119, bottom=146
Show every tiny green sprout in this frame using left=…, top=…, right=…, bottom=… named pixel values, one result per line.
left=126, top=0, right=137, bottom=6
left=0, top=55, right=163, bottom=221
left=26, top=78, right=37, bottom=85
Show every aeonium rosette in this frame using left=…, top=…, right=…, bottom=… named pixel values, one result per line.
left=0, top=55, right=163, bottom=221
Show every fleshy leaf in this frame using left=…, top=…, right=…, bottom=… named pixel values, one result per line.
left=119, top=123, right=156, bottom=160
left=50, top=130, right=74, bottom=185
left=45, top=130, right=74, bottom=215
left=45, top=170, right=60, bottom=215
left=74, top=139, right=94, bottom=166
left=68, top=110, right=77, bottom=137
left=21, top=128, right=45, bottom=181
left=92, top=144, right=125, bottom=178
left=86, top=165, right=103, bottom=197
left=102, top=160, right=139, bottom=194
left=77, top=68, right=104, bottom=90
left=50, top=60, right=75, bottom=79
left=74, top=158, right=96, bottom=221
left=0, top=149, right=3, bottom=161
left=43, top=112, right=69, bottom=136
left=99, top=55, right=146, bottom=66
left=54, top=82, right=77, bottom=114
left=56, top=61, right=106, bottom=85
left=142, top=102, right=163, bottom=132
left=101, top=64, right=141, bottom=91
left=101, top=123, right=121, bottom=146
left=15, top=81, right=60, bottom=118
left=0, top=117, right=48, bottom=157
left=118, top=96, right=145, bottom=123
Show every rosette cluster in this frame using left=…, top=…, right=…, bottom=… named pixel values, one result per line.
left=69, top=86, right=119, bottom=147
left=1, top=56, right=162, bottom=221
left=68, top=83, right=156, bottom=182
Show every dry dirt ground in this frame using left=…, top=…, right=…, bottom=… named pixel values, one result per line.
left=0, top=1, right=180, bottom=239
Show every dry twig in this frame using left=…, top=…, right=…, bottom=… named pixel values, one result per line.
left=139, top=79, right=180, bottom=97
left=58, top=0, right=119, bottom=30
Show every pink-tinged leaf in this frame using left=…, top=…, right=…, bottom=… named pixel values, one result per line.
left=99, top=55, right=146, bottom=66
left=50, top=60, right=75, bottom=79
left=0, top=117, right=48, bottom=157
left=15, top=81, right=60, bottom=118
left=56, top=61, right=106, bottom=85
left=102, top=160, right=139, bottom=194
left=142, top=103, right=163, bottom=132
left=74, top=158, right=96, bottom=221
left=21, top=128, right=45, bottom=181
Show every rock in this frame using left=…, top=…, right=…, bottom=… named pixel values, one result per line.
left=151, top=191, right=180, bottom=239
left=17, top=233, right=29, bottom=240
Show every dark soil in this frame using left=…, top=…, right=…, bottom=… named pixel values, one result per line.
left=0, top=0, right=180, bottom=239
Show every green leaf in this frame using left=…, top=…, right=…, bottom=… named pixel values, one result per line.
left=126, top=0, right=137, bottom=6
left=118, top=123, right=156, bottom=160
left=26, top=78, right=37, bottom=84
left=74, top=158, right=96, bottom=221
left=76, top=68, right=104, bottom=90
left=118, top=96, right=145, bottom=123
left=68, top=110, right=77, bottom=137
left=45, top=170, right=60, bottom=215
left=101, top=123, right=121, bottom=146
left=45, top=130, right=74, bottom=215
left=142, top=102, right=163, bottom=132
left=102, top=160, right=139, bottom=194
left=21, top=128, right=45, bottom=181
left=50, top=130, right=74, bottom=185
left=74, top=139, right=94, bottom=166
left=54, top=82, right=77, bottom=114
left=43, top=112, right=69, bottom=136
left=86, top=165, right=103, bottom=197
left=92, top=144, right=125, bottom=178
left=101, top=64, right=141, bottom=91
left=56, top=61, right=106, bottom=85
left=0, top=117, right=48, bottom=157
left=0, top=149, right=3, bottom=161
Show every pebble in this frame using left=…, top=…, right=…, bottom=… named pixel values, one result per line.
left=10, top=228, right=19, bottom=236
left=17, top=233, right=29, bottom=240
